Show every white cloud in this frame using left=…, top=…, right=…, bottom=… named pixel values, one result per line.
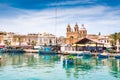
left=49, top=0, right=96, bottom=6
left=0, top=5, right=120, bottom=37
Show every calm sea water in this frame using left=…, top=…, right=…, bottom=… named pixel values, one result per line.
left=0, top=53, right=120, bottom=80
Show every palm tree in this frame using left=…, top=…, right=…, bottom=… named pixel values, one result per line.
left=109, top=33, right=118, bottom=46
left=109, top=32, right=120, bottom=52
left=31, top=41, right=37, bottom=46
left=5, top=40, right=11, bottom=46
left=18, top=37, right=21, bottom=46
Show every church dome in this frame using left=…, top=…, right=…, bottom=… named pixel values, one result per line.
left=80, top=24, right=86, bottom=30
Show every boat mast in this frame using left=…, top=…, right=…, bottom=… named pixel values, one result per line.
left=55, top=0, right=57, bottom=46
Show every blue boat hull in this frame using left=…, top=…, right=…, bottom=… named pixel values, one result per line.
left=77, top=53, right=83, bottom=56
left=63, top=59, right=74, bottom=65
left=38, top=51, right=57, bottom=55
left=115, top=56, right=120, bottom=59
left=98, top=54, right=108, bottom=59
left=83, top=53, right=92, bottom=59
left=0, top=49, right=24, bottom=54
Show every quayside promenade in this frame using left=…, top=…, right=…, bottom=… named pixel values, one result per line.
left=23, top=49, right=120, bottom=57
left=24, top=49, right=39, bottom=53
left=62, top=51, right=119, bottom=56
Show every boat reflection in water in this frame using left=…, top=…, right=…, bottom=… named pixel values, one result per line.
left=0, top=53, right=120, bottom=80
left=109, top=59, right=120, bottom=78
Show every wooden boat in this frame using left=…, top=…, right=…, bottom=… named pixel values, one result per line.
left=98, top=52, right=109, bottom=59
left=115, top=56, right=120, bottom=59
left=38, top=50, right=57, bottom=55
left=82, top=52, right=92, bottom=59
left=63, top=55, right=74, bottom=65
left=114, top=54, right=120, bottom=59
left=0, top=48, right=6, bottom=53
left=7, top=49, right=24, bottom=53
left=77, top=53, right=83, bottom=56
left=38, top=47, right=57, bottom=55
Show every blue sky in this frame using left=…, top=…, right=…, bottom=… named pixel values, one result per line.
left=0, top=0, right=120, bottom=36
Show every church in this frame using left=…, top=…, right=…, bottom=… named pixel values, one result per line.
left=65, top=23, right=87, bottom=44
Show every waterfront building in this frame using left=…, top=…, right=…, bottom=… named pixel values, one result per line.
left=0, top=31, right=15, bottom=46
left=37, top=32, right=56, bottom=46
left=12, top=34, right=27, bottom=46
left=65, top=23, right=87, bottom=44
left=98, top=35, right=111, bottom=47
left=0, top=36, right=4, bottom=46
left=57, top=36, right=65, bottom=45
left=3, top=32, right=15, bottom=46
left=26, top=33, right=38, bottom=46
left=0, top=31, right=6, bottom=45
left=67, top=37, right=104, bottom=51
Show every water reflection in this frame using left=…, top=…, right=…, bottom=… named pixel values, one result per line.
left=0, top=53, right=61, bottom=68
left=109, top=59, right=120, bottom=78
left=0, top=53, right=120, bottom=80
left=62, top=56, right=120, bottom=79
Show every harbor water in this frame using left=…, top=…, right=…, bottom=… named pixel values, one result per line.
left=0, top=53, right=120, bottom=80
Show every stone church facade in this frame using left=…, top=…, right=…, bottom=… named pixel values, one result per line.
left=65, top=23, right=87, bottom=44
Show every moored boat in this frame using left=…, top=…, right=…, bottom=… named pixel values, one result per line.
left=98, top=52, right=109, bottom=59
left=82, top=52, right=92, bottom=59
left=38, top=47, right=57, bottom=55
left=63, top=55, right=74, bottom=65
left=114, top=54, right=120, bottom=59
left=115, top=56, right=120, bottom=59
left=0, top=48, right=6, bottom=53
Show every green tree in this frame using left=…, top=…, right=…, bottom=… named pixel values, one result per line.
left=109, top=33, right=119, bottom=45
left=5, top=40, right=11, bottom=46
left=31, top=41, right=37, bottom=46
left=98, top=32, right=101, bottom=36
left=18, top=37, right=21, bottom=46
left=109, top=32, right=120, bottom=52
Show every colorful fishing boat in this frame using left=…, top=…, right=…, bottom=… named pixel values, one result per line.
left=98, top=52, right=109, bottom=59
left=38, top=47, right=57, bottom=55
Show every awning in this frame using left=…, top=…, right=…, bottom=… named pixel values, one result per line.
left=72, top=44, right=85, bottom=46
left=72, top=44, right=102, bottom=47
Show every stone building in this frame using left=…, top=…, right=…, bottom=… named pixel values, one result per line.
left=12, top=34, right=27, bottom=46
left=98, top=35, right=111, bottom=47
left=26, top=33, right=38, bottom=46
left=37, top=32, right=56, bottom=46
left=0, top=32, right=6, bottom=45
left=65, top=23, right=87, bottom=44
left=0, top=32, right=15, bottom=46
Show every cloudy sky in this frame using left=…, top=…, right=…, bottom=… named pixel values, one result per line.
left=0, top=0, right=120, bottom=36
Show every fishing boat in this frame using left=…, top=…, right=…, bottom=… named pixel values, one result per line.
left=0, top=48, right=6, bottom=53
left=115, top=55, right=120, bottom=59
left=98, top=52, right=109, bottom=59
left=77, top=53, right=83, bottom=56
left=7, top=49, right=24, bottom=53
left=63, top=55, right=74, bottom=65
left=38, top=46, right=57, bottom=55
left=114, top=54, right=120, bottom=59
left=82, top=52, right=92, bottom=59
